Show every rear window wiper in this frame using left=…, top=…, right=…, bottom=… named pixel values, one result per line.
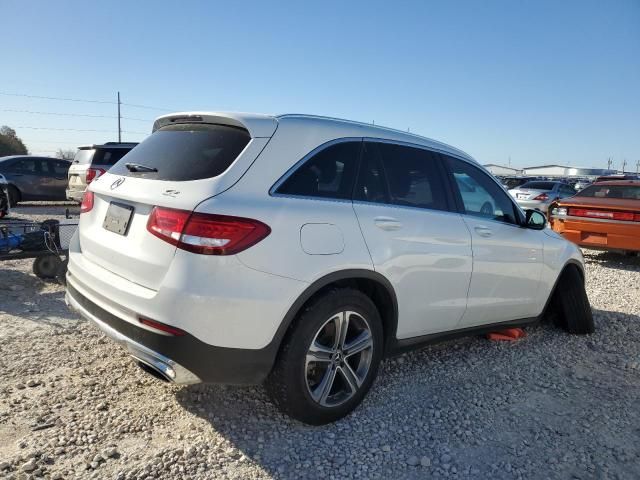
left=125, top=163, right=158, bottom=173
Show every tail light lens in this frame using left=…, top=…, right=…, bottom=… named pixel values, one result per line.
left=80, top=191, right=94, bottom=214
left=533, top=193, right=549, bottom=201
left=146, top=207, right=271, bottom=255
left=86, top=167, right=106, bottom=184
left=569, top=208, right=640, bottom=222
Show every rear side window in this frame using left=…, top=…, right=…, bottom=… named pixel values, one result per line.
left=73, top=150, right=95, bottom=165
left=93, top=148, right=131, bottom=166
left=355, top=142, right=449, bottom=211
left=275, top=141, right=361, bottom=199
left=109, top=123, right=251, bottom=181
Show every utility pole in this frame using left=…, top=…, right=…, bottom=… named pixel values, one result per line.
left=636, top=160, right=640, bottom=174
left=622, top=158, right=627, bottom=173
left=607, top=157, right=613, bottom=170
left=117, top=91, right=122, bottom=143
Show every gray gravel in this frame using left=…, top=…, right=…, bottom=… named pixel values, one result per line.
left=1, top=204, right=639, bottom=479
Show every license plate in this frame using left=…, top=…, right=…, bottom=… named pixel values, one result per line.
left=103, top=202, right=134, bottom=235
left=517, top=193, right=528, bottom=199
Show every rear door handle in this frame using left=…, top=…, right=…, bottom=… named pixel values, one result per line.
left=474, top=226, right=493, bottom=237
left=374, top=217, right=402, bottom=231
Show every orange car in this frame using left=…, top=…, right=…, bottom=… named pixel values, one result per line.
left=549, top=180, right=640, bottom=254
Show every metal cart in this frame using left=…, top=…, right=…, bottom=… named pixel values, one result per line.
left=0, top=219, right=78, bottom=282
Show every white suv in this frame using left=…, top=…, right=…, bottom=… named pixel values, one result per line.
left=65, top=112, right=593, bottom=424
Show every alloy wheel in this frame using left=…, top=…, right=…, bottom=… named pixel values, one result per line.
left=305, top=310, right=374, bottom=407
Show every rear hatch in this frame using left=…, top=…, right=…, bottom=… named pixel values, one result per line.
left=78, top=115, right=277, bottom=290
left=68, top=149, right=94, bottom=187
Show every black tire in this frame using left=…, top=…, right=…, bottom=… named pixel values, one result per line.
left=265, top=288, right=384, bottom=425
left=33, top=254, right=63, bottom=280
left=550, top=267, right=594, bottom=334
left=7, top=185, right=20, bottom=208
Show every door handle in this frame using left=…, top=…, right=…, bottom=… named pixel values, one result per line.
left=474, top=226, right=493, bottom=237
left=374, top=217, right=402, bottom=231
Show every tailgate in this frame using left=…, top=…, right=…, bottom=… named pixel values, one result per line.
left=77, top=118, right=275, bottom=290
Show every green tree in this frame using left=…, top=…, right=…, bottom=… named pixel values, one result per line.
left=0, top=126, right=29, bottom=156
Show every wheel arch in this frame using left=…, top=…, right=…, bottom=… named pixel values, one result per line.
left=272, top=269, right=399, bottom=357
left=541, top=258, right=585, bottom=316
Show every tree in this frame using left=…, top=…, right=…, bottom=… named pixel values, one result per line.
left=56, top=148, right=76, bottom=160
left=0, top=126, right=28, bottom=156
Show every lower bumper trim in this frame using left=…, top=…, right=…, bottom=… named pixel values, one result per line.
left=66, top=289, right=201, bottom=384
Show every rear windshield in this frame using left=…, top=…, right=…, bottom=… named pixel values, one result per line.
left=520, top=181, right=556, bottom=190
left=109, top=123, right=251, bottom=181
left=93, top=148, right=132, bottom=166
left=578, top=185, right=640, bottom=200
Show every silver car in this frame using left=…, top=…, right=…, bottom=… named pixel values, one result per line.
left=66, top=142, right=137, bottom=202
left=509, top=181, right=576, bottom=213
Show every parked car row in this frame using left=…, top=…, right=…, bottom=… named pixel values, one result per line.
left=0, top=142, right=137, bottom=207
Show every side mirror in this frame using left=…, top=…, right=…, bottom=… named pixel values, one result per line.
left=525, top=209, right=547, bottom=230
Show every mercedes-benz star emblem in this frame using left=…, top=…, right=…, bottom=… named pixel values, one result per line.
left=110, top=178, right=125, bottom=190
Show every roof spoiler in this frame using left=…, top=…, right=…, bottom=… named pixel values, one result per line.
left=152, top=112, right=278, bottom=138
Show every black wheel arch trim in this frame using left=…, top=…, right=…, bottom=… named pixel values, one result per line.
left=540, top=258, right=585, bottom=316
left=271, top=269, right=399, bottom=357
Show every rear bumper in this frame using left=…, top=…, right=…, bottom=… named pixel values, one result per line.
left=66, top=187, right=84, bottom=202
left=65, top=281, right=278, bottom=384
left=550, top=216, right=640, bottom=252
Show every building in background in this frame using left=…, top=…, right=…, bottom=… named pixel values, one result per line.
left=522, top=165, right=617, bottom=178
left=483, top=164, right=524, bottom=176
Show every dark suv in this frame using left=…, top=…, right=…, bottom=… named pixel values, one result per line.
left=66, top=142, right=137, bottom=202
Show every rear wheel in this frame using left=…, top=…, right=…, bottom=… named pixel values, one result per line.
left=7, top=185, right=20, bottom=208
left=266, top=288, right=383, bottom=425
left=549, top=266, right=594, bottom=334
left=33, top=255, right=63, bottom=280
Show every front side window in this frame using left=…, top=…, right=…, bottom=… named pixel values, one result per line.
left=445, top=156, right=518, bottom=224
left=13, top=158, right=38, bottom=174
left=355, top=142, right=449, bottom=211
left=276, top=141, right=361, bottom=199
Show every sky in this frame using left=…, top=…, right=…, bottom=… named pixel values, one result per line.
left=1, top=0, right=639, bottom=170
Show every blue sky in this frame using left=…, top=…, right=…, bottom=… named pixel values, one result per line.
left=2, top=0, right=639, bottom=169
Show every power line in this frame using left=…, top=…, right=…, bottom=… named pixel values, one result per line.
left=0, top=91, right=115, bottom=104
left=0, top=91, right=174, bottom=112
left=14, top=125, right=147, bottom=134
left=0, top=108, right=152, bottom=122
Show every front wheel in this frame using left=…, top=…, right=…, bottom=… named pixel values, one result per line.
left=265, top=288, right=383, bottom=425
left=550, top=266, right=594, bottom=334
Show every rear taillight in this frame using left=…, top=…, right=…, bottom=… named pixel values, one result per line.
left=139, top=316, right=186, bottom=336
left=569, top=208, right=640, bottom=222
left=533, top=193, right=549, bottom=201
left=86, top=167, right=106, bottom=184
left=80, top=191, right=94, bottom=214
left=146, top=207, right=271, bottom=255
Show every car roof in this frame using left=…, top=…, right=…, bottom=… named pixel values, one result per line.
left=593, top=180, right=640, bottom=186
left=0, top=155, right=60, bottom=161
left=78, top=142, right=138, bottom=150
left=152, top=111, right=476, bottom=163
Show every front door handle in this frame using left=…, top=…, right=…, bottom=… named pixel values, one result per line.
left=374, top=217, right=402, bottom=231
left=474, top=226, right=493, bottom=237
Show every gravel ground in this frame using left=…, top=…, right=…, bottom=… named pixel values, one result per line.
left=1, top=204, right=639, bottom=479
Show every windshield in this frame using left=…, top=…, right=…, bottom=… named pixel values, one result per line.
left=520, top=181, right=556, bottom=190
left=578, top=184, right=640, bottom=200
left=109, top=123, right=251, bottom=181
